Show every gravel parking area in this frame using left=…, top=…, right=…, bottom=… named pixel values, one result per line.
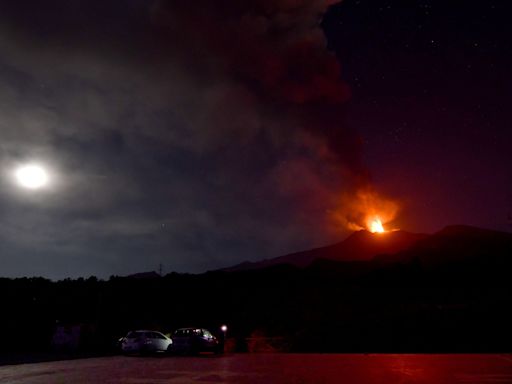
left=0, top=354, right=511, bottom=383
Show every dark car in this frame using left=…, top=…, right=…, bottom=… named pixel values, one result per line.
left=169, top=328, right=223, bottom=354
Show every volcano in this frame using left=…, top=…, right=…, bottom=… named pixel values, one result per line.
left=374, top=225, right=512, bottom=267
left=223, top=229, right=427, bottom=271
left=222, top=225, right=512, bottom=272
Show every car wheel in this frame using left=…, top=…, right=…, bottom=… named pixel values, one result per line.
left=139, top=346, right=150, bottom=356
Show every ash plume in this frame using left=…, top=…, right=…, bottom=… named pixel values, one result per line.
left=0, top=0, right=395, bottom=277
left=152, top=0, right=382, bottom=231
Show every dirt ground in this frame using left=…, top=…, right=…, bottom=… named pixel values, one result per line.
left=0, top=354, right=511, bottom=383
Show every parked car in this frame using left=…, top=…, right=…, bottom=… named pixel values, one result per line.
left=169, top=328, right=222, bottom=354
left=120, top=330, right=172, bottom=354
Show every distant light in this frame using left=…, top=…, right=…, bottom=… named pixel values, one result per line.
left=15, top=164, right=48, bottom=189
left=221, top=325, right=228, bottom=332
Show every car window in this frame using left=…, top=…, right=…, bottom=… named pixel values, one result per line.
left=202, top=330, right=213, bottom=338
left=175, top=328, right=198, bottom=336
left=151, top=332, right=166, bottom=339
left=126, top=331, right=141, bottom=339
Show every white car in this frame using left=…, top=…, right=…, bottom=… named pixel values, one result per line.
left=120, top=330, right=172, bottom=354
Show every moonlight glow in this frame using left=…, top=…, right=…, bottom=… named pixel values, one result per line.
left=15, top=164, right=49, bottom=189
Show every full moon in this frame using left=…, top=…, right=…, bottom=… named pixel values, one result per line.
left=15, top=164, right=49, bottom=189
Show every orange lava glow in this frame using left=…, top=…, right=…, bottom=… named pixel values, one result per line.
left=334, top=188, right=399, bottom=233
left=368, top=217, right=385, bottom=233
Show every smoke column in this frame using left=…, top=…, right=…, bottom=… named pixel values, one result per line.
left=151, top=0, right=396, bottom=232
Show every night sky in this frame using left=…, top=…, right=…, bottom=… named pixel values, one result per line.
left=0, top=0, right=510, bottom=279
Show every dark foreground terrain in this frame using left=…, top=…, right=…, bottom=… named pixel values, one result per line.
left=2, top=225, right=512, bottom=354
left=0, top=354, right=511, bottom=384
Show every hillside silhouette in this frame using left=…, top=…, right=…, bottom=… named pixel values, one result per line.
left=223, top=229, right=427, bottom=271
left=1, top=224, right=512, bottom=358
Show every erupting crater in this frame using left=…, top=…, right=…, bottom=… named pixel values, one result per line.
left=368, top=217, right=386, bottom=233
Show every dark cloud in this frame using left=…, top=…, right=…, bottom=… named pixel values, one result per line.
left=0, top=0, right=377, bottom=279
